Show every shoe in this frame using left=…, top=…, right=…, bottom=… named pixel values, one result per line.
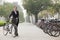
left=16, top=34, right=18, bottom=36
left=13, top=35, right=18, bottom=38
left=13, top=35, right=17, bottom=38
left=9, top=32, right=12, bottom=34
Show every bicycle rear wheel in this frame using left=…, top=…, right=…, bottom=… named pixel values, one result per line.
left=11, top=24, right=16, bottom=36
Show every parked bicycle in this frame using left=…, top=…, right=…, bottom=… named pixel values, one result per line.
left=48, top=20, right=60, bottom=37
left=36, top=19, right=60, bottom=37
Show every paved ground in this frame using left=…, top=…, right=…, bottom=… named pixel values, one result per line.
left=0, top=23, right=60, bottom=40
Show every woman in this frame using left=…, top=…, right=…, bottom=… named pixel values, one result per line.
left=9, top=6, right=19, bottom=37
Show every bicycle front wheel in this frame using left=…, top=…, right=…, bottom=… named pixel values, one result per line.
left=50, top=25, right=60, bottom=37
left=3, top=24, right=9, bottom=36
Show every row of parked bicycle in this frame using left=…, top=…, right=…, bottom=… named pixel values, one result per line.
left=36, top=19, right=60, bottom=37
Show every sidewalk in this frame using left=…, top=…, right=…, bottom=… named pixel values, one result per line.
left=0, top=23, right=60, bottom=40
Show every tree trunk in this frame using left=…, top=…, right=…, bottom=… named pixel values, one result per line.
left=35, top=14, right=38, bottom=23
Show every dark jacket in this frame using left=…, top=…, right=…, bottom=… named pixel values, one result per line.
left=9, top=11, right=19, bottom=25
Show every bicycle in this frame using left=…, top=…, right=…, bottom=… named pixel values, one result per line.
left=45, top=20, right=60, bottom=37
left=3, top=18, right=16, bottom=36
left=49, top=22, right=60, bottom=37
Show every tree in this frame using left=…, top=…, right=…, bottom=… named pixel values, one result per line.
left=0, top=3, right=14, bottom=17
left=38, top=8, right=55, bottom=19
left=53, top=3, right=60, bottom=13
left=23, top=0, right=52, bottom=23
left=52, top=0, right=60, bottom=4
left=0, top=3, right=25, bottom=22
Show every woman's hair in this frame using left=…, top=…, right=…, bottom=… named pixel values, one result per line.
left=14, top=6, right=17, bottom=9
